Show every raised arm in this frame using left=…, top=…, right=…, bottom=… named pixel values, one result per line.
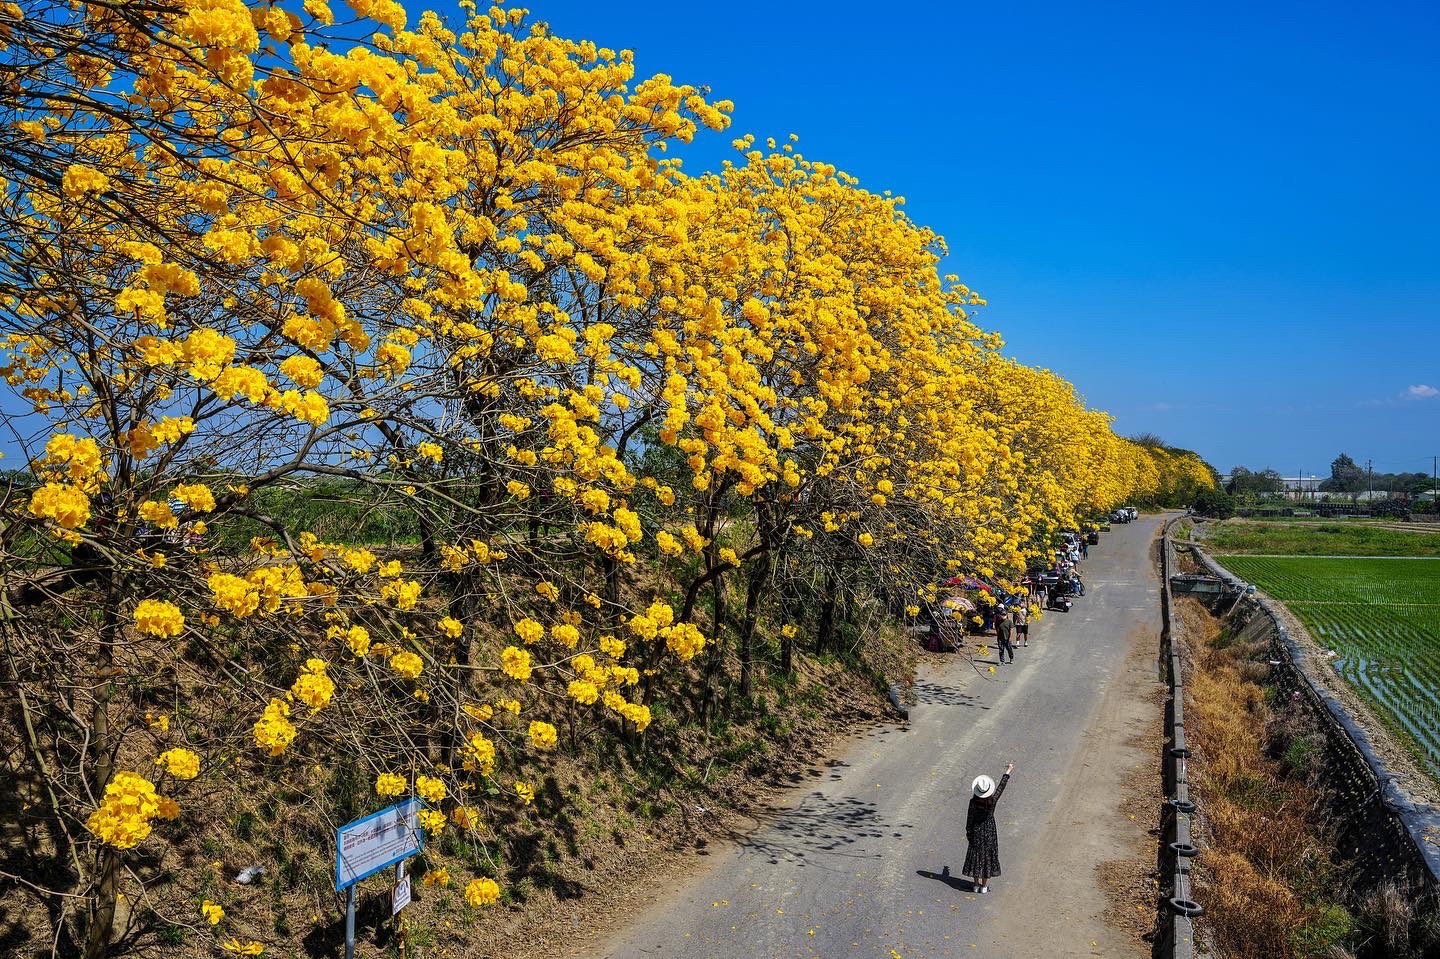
left=994, top=764, right=1014, bottom=801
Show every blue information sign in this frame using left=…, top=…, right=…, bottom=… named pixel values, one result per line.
left=335, top=798, right=423, bottom=891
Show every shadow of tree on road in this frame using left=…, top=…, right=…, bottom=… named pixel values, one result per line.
left=721, top=792, right=913, bottom=868
left=912, top=679, right=991, bottom=709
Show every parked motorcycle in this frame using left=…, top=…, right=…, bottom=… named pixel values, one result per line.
left=1040, top=575, right=1074, bottom=611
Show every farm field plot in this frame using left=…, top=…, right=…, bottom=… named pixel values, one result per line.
left=1217, top=555, right=1440, bottom=780
left=1204, top=520, right=1440, bottom=557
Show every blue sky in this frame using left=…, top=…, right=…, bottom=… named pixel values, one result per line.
left=445, top=0, right=1440, bottom=477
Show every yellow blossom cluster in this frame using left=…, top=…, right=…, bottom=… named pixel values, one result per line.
left=375, top=772, right=407, bottom=797
left=465, top=877, right=500, bottom=908
left=29, top=483, right=92, bottom=529
left=289, top=658, right=335, bottom=712
left=154, top=748, right=201, bottom=780
left=388, top=649, right=424, bottom=679
left=512, top=618, right=545, bottom=645
left=35, top=433, right=105, bottom=488
left=461, top=732, right=497, bottom=776
left=527, top=721, right=558, bottom=751
left=85, top=772, right=178, bottom=849
left=133, top=600, right=185, bottom=638
left=415, top=774, right=446, bottom=802
left=499, top=646, right=532, bottom=682
left=252, top=699, right=297, bottom=756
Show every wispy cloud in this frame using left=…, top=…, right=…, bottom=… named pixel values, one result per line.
left=1361, top=384, right=1439, bottom=407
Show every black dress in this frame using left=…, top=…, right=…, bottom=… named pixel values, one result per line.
left=963, top=772, right=1010, bottom=877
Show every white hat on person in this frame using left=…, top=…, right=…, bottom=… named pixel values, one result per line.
left=972, top=775, right=996, bottom=799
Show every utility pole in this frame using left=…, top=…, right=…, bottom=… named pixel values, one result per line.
left=1367, top=459, right=1373, bottom=503
left=1433, top=455, right=1437, bottom=515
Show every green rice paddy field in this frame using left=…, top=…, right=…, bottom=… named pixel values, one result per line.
left=1216, top=555, right=1440, bottom=779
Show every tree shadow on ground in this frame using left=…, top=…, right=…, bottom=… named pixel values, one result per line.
left=301, top=890, right=394, bottom=958
left=719, top=792, right=912, bottom=868
left=911, top=680, right=991, bottom=709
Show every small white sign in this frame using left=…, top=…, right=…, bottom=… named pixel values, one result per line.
left=392, top=875, right=411, bottom=914
left=335, top=798, right=423, bottom=890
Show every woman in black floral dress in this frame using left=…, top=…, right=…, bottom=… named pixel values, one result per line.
left=964, top=763, right=1014, bottom=893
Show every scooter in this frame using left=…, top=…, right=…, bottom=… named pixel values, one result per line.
left=1041, top=577, right=1073, bottom=611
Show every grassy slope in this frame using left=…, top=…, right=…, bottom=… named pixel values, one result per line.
left=1180, top=598, right=1353, bottom=959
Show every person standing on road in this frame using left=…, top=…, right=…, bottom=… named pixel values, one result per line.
left=965, top=763, right=1014, bottom=894
left=994, top=608, right=1015, bottom=664
left=1012, top=599, right=1029, bottom=648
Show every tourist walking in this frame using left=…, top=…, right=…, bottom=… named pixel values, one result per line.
left=964, top=763, right=1014, bottom=893
left=1012, top=600, right=1029, bottom=648
left=995, top=609, right=1015, bottom=663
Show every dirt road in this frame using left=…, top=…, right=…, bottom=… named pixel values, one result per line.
left=600, top=516, right=1168, bottom=958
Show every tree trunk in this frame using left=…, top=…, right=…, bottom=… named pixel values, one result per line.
left=699, top=573, right=727, bottom=725
left=83, top=849, right=119, bottom=959
left=815, top=571, right=838, bottom=656
left=738, top=554, right=769, bottom=699
left=602, top=555, right=621, bottom=631
left=83, top=572, right=123, bottom=959
left=779, top=575, right=796, bottom=675
left=441, top=570, right=479, bottom=768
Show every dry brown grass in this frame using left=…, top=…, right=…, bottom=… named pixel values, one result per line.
left=1201, top=849, right=1309, bottom=957
left=1182, top=600, right=1349, bottom=959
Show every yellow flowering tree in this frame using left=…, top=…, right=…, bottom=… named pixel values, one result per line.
left=0, top=0, right=1214, bottom=955
left=0, top=1, right=730, bottom=954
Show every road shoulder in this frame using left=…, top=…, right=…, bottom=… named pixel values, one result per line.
left=985, top=621, right=1162, bottom=957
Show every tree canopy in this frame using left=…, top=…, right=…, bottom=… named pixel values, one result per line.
left=0, top=2, right=1215, bottom=955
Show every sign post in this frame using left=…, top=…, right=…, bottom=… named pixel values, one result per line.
left=392, top=860, right=411, bottom=957
left=344, top=887, right=356, bottom=959
left=335, top=798, right=423, bottom=959
left=392, top=860, right=411, bottom=915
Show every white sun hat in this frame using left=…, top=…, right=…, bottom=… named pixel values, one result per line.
left=972, top=775, right=996, bottom=799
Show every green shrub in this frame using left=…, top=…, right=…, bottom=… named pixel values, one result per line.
left=1291, top=903, right=1353, bottom=956
left=1282, top=735, right=1318, bottom=777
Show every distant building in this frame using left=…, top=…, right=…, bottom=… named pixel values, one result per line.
left=1281, top=475, right=1324, bottom=500
left=1218, top=474, right=1325, bottom=501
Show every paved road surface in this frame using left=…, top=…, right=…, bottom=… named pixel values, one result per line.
left=602, top=515, right=1167, bottom=959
